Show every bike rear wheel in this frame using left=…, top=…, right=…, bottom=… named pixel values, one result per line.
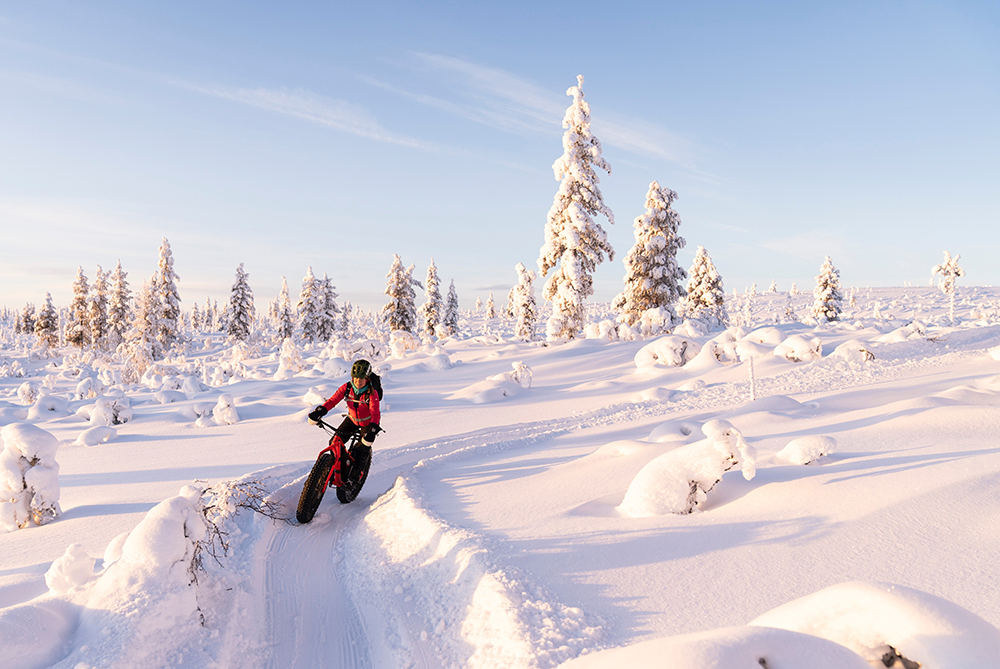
left=296, top=452, right=333, bottom=524
left=336, top=447, right=371, bottom=504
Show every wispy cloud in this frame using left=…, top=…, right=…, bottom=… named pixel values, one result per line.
left=758, top=231, right=851, bottom=263
left=190, top=84, right=437, bottom=150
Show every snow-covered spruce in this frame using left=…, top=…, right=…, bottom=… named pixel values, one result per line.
left=296, top=266, right=325, bottom=344
left=0, top=422, right=61, bottom=531
left=538, top=75, right=615, bottom=341
left=34, top=292, right=59, bottom=348
left=679, top=245, right=727, bottom=329
left=419, top=258, right=443, bottom=337
left=811, top=255, right=843, bottom=322
left=154, top=237, right=182, bottom=354
left=442, top=279, right=460, bottom=337
left=618, top=419, right=756, bottom=516
left=274, top=276, right=295, bottom=340
left=613, top=180, right=686, bottom=326
left=382, top=254, right=422, bottom=333
left=932, top=250, right=964, bottom=324
left=509, top=262, right=539, bottom=341
left=226, top=262, right=255, bottom=342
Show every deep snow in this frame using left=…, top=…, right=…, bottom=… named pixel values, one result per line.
left=2, top=286, right=1000, bottom=668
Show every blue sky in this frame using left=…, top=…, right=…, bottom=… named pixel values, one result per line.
left=2, top=1, right=998, bottom=313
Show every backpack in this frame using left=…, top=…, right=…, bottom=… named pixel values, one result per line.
left=369, top=373, right=384, bottom=401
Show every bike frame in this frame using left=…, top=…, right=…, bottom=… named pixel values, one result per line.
left=315, top=417, right=358, bottom=489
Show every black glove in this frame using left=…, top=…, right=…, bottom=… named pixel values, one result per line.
left=307, top=405, right=328, bottom=424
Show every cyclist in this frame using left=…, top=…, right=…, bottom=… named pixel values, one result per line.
left=308, top=359, right=380, bottom=479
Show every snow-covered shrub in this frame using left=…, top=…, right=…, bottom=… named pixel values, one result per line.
left=876, top=321, right=927, bottom=343
left=830, top=340, right=876, bottom=363
left=749, top=581, right=1000, bottom=668
left=0, top=422, right=61, bottom=531
left=389, top=330, right=420, bottom=359
left=618, top=419, right=757, bottom=517
left=273, top=337, right=306, bottom=380
left=509, top=361, right=533, bottom=388
left=636, top=307, right=675, bottom=337
left=742, top=326, right=786, bottom=345
left=17, top=381, right=39, bottom=406
left=672, top=318, right=709, bottom=338
left=0, top=358, right=26, bottom=378
left=584, top=319, right=619, bottom=340
left=73, top=426, right=117, bottom=447
left=90, top=392, right=132, bottom=426
left=45, top=543, right=97, bottom=594
left=634, top=335, right=702, bottom=368
left=773, top=335, right=822, bottom=363
left=75, top=376, right=104, bottom=400
left=213, top=394, right=239, bottom=425
left=230, top=339, right=260, bottom=362
left=27, top=394, right=70, bottom=420
left=776, top=436, right=836, bottom=465
left=181, top=375, right=207, bottom=397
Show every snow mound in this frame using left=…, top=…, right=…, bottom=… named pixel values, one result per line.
left=90, top=392, right=132, bottom=425
left=830, top=339, right=876, bottom=363
left=634, top=335, right=701, bottom=368
left=213, top=394, right=240, bottom=425
left=74, top=425, right=118, bottom=447
left=618, top=420, right=757, bottom=517
left=750, top=581, right=1000, bottom=667
left=776, top=436, right=836, bottom=465
left=773, top=335, right=822, bottom=362
left=647, top=420, right=702, bottom=443
left=303, top=385, right=331, bottom=406
left=875, top=320, right=927, bottom=343
left=742, top=327, right=787, bottom=345
left=154, top=389, right=187, bottom=404
left=17, top=381, right=40, bottom=406
left=559, top=624, right=869, bottom=669
left=45, top=543, right=97, bottom=594
left=988, top=345, right=1000, bottom=361
left=340, top=476, right=603, bottom=669
left=449, top=367, right=528, bottom=404
left=26, top=394, right=70, bottom=420
left=0, top=599, right=80, bottom=669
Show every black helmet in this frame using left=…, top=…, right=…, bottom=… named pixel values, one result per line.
left=351, top=359, right=371, bottom=379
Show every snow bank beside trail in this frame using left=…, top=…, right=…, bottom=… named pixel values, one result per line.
left=340, top=476, right=604, bottom=669
left=750, top=581, right=1000, bottom=668
left=618, top=420, right=756, bottom=517
left=558, top=625, right=870, bottom=669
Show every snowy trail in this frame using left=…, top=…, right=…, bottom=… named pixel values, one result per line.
left=255, top=499, right=371, bottom=669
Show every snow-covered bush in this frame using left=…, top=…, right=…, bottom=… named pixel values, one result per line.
left=75, top=376, right=104, bottom=400
left=742, top=326, right=786, bottom=345
left=634, top=335, right=702, bottom=368
left=876, top=321, right=927, bottom=343
left=389, top=330, right=420, bottom=358
left=74, top=426, right=117, bottom=447
left=274, top=337, right=306, bottom=380
left=636, top=307, right=675, bottom=337
left=773, top=335, right=822, bottom=363
left=46, top=543, right=97, bottom=594
left=776, top=436, right=836, bottom=465
left=830, top=340, right=875, bottom=363
left=17, top=381, right=39, bottom=406
left=90, top=392, right=132, bottom=426
left=27, top=394, right=70, bottom=420
left=584, top=319, right=619, bottom=340
left=509, top=361, right=533, bottom=388
left=0, top=422, right=61, bottom=531
left=618, top=419, right=757, bottom=517
left=213, top=394, right=239, bottom=425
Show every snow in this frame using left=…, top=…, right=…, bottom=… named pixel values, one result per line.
left=2, top=286, right=1000, bottom=668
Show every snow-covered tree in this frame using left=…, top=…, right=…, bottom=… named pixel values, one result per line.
left=418, top=259, right=443, bottom=337
left=275, top=276, right=294, bottom=340
left=106, top=260, right=131, bottom=348
left=296, top=267, right=324, bottom=343
left=442, top=281, right=460, bottom=336
left=766, top=279, right=778, bottom=294
left=932, top=251, right=964, bottom=324
left=811, top=255, right=843, bottom=322
left=226, top=263, right=255, bottom=342
left=680, top=246, right=727, bottom=328
left=510, top=263, right=538, bottom=341
left=34, top=294, right=59, bottom=348
left=381, top=254, right=421, bottom=333
left=339, top=300, right=353, bottom=339
left=474, top=296, right=483, bottom=313
left=154, top=238, right=182, bottom=354
left=537, top=74, right=615, bottom=340
left=88, top=265, right=108, bottom=349
left=20, top=304, right=36, bottom=338
left=122, top=277, right=161, bottom=378
left=613, top=181, right=687, bottom=325
left=65, top=266, right=90, bottom=348
left=485, top=292, right=498, bottom=320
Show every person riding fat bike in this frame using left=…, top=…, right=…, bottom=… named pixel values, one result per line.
left=307, top=359, right=380, bottom=479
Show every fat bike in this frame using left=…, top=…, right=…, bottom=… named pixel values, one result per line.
left=296, top=417, right=375, bottom=524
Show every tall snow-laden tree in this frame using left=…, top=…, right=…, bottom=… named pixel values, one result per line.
left=418, top=259, right=443, bottom=336
left=811, top=255, right=843, bottom=322
left=35, top=293, right=59, bottom=347
left=381, top=254, right=421, bottom=333
left=613, top=180, right=687, bottom=325
left=88, top=265, right=108, bottom=349
left=21, top=304, right=36, bottom=339
left=485, top=292, right=497, bottom=320
left=932, top=250, right=965, bottom=324
left=681, top=246, right=727, bottom=329
left=510, top=262, right=538, bottom=341
left=227, top=263, right=255, bottom=342
left=275, top=276, right=294, bottom=340
left=106, top=260, right=131, bottom=348
left=122, top=277, right=159, bottom=380
left=317, top=273, right=339, bottom=342
left=154, top=237, right=181, bottom=354
left=537, top=74, right=615, bottom=340
left=65, top=266, right=90, bottom=348
left=443, top=280, right=460, bottom=336
left=296, top=267, right=324, bottom=343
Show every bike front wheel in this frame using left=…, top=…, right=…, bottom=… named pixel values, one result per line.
left=296, top=452, right=333, bottom=524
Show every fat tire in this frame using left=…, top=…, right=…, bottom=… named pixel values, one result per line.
left=336, top=451, right=370, bottom=504
left=296, top=452, right=333, bottom=524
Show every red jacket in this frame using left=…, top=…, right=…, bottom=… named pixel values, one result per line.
left=322, top=381, right=380, bottom=427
